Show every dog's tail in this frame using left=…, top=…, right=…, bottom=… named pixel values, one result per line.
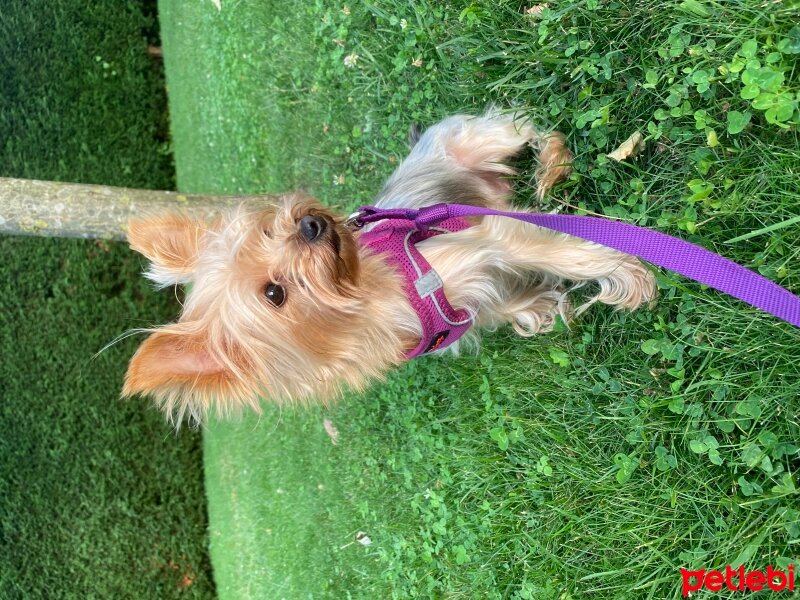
left=479, top=104, right=573, bottom=200
left=531, top=130, right=573, bottom=201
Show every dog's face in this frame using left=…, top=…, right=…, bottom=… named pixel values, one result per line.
left=123, top=192, right=368, bottom=421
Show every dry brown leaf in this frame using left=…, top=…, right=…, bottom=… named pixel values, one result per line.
left=607, top=131, right=645, bottom=162
left=525, top=4, right=549, bottom=17
left=179, top=573, right=195, bottom=589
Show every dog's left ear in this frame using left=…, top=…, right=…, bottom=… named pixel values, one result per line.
left=127, top=213, right=208, bottom=287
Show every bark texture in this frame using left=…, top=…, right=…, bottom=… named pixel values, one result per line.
left=0, top=178, right=276, bottom=241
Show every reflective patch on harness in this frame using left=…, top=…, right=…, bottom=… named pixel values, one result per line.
left=415, top=269, right=443, bottom=298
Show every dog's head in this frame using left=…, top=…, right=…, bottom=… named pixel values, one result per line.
left=122, top=192, right=383, bottom=422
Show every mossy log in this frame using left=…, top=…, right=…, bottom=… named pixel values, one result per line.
left=0, top=178, right=274, bottom=241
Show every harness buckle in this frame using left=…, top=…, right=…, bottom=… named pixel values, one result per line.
left=344, top=210, right=368, bottom=230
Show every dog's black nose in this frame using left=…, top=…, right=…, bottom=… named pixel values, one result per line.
left=299, top=214, right=327, bottom=242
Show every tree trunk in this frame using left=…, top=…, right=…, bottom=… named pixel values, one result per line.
left=0, top=178, right=275, bottom=241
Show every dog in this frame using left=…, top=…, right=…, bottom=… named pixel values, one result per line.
left=123, top=110, right=656, bottom=422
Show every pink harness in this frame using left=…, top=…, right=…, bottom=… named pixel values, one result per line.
left=359, top=217, right=474, bottom=358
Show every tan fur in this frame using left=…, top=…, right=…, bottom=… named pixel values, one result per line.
left=127, top=213, right=209, bottom=287
left=123, top=111, right=656, bottom=423
left=534, top=130, right=573, bottom=200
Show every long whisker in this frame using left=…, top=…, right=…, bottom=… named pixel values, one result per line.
left=93, top=328, right=154, bottom=360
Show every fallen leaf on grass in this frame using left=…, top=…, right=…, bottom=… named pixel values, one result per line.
left=323, top=418, right=339, bottom=445
left=356, top=531, right=372, bottom=546
left=179, top=572, right=195, bottom=589
left=525, top=4, right=549, bottom=17
left=607, top=131, right=645, bottom=162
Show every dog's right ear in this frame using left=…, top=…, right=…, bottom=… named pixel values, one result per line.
left=122, top=324, right=255, bottom=423
left=127, top=213, right=207, bottom=287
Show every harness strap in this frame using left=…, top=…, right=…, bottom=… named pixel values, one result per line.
left=359, top=218, right=474, bottom=358
left=353, top=203, right=800, bottom=329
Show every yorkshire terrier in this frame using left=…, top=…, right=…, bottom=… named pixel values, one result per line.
left=123, top=110, right=655, bottom=422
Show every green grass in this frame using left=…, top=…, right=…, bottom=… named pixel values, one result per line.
left=203, top=408, right=387, bottom=597
left=0, top=1, right=214, bottom=597
left=159, top=0, right=800, bottom=598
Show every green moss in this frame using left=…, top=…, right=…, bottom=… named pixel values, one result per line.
left=0, top=1, right=214, bottom=597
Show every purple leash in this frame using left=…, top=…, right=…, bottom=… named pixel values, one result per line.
left=350, top=203, right=800, bottom=328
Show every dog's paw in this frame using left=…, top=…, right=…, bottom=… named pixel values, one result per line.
left=585, top=257, right=657, bottom=313
left=502, top=287, right=572, bottom=336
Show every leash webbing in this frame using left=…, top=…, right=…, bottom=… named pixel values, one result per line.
left=352, top=203, right=800, bottom=328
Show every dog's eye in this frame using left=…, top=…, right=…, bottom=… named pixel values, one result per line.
left=264, top=283, right=286, bottom=307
